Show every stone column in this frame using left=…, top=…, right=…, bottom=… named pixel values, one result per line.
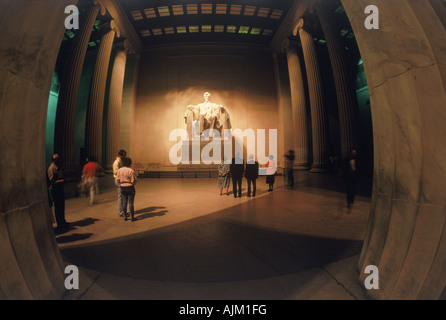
left=85, top=20, right=120, bottom=164
left=295, top=19, right=329, bottom=172
left=53, top=0, right=104, bottom=177
left=272, top=52, right=293, bottom=169
left=285, top=39, right=311, bottom=170
left=105, top=40, right=129, bottom=170
left=316, top=2, right=359, bottom=158
left=0, top=0, right=79, bottom=300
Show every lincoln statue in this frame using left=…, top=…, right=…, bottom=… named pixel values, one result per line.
left=184, top=92, right=232, bottom=139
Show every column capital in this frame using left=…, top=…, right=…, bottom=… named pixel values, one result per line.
left=93, top=0, right=107, bottom=16
left=293, top=19, right=305, bottom=36
left=293, top=18, right=318, bottom=36
left=114, top=39, right=130, bottom=53
left=99, top=19, right=121, bottom=38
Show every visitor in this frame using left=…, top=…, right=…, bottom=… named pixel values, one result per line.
left=116, top=157, right=138, bottom=221
left=218, top=156, right=231, bottom=195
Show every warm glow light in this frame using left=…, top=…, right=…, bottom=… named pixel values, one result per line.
left=257, top=7, right=270, bottom=18
left=229, top=4, right=242, bottom=15
left=164, top=27, right=175, bottom=35
left=201, top=4, right=213, bottom=14
left=189, top=25, right=199, bottom=33
left=143, top=8, right=156, bottom=19
left=243, top=6, right=256, bottom=16
left=141, top=29, right=151, bottom=37
left=250, top=27, right=261, bottom=35
left=152, top=28, right=163, bottom=36
left=215, top=4, right=227, bottom=14
left=202, top=25, right=212, bottom=32
left=176, top=26, right=187, bottom=33
left=270, top=9, right=283, bottom=19
left=239, top=26, right=249, bottom=34
left=130, top=10, right=144, bottom=20
left=186, top=4, right=198, bottom=14
left=157, top=6, right=170, bottom=17
left=172, top=5, right=184, bottom=15
left=227, top=25, right=236, bottom=33
left=214, top=25, right=224, bottom=32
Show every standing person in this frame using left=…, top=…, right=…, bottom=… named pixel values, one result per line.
left=266, top=155, right=276, bottom=192
left=284, top=150, right=295, bottom=188
left=47, top=154, right=70, bottom=230
left=116, top=157, right=138, bottom=222
left=343, top=149, right=358, bottom=209
left=230, top=152, right=245, bottom=198
left=113, top=149, right=127, bottom=217
left=245, top=154, right=259, bottom=197
left=218, top=156, right=231, bottom=195
left=81, top=156, right=101, bottom=205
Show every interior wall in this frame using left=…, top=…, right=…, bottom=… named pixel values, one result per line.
left=132, top=44, right=280, bottom=170
left=1, top=0, right=446, bottom=301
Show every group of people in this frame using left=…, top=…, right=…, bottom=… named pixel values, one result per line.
left=47, top=149, right=139, bottom=230
left=216, top=148, right=358, bottom=209
left=79, top=150, right=138, bottom=221
left=217, top=154, right=277, bottom=198
left=47, top=147, right=359, bottom=230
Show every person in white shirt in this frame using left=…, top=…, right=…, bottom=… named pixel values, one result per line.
left=113, top=149, right=126, bottom=216
left=115, top=157, right=138, bottom=221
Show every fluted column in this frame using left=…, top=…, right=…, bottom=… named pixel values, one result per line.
left=295, top=19, right=329, bottom=172
left=54, top=1, right=104, bottom=177
left=272, top=52, right=294, bottom=167
left=316, top=2, right=359, bottom=158
left=285, top=40, right=311, bottom=170
left=85, top=20, right=119, bottom=164
left=105, top=40, right=129, bottom=170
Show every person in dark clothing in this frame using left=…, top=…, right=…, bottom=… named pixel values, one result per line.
left=230, top=152, right=245, bottom=198
left=245, top=154, right=259, bottom=197
left=47, top=154, right=70, bottom=229
left=284, top=150, right=295, bottom=187
left=343, top=149, right=358, bottom=209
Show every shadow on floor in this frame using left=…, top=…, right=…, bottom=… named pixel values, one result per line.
left=60, top=206, right=363, bottom=283
left=57, top=233, right=94, bottom=244
left=135, top=208, right=168, bottom=221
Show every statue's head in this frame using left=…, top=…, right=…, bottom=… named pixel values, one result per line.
left=203, top=92, right=211, bottom=102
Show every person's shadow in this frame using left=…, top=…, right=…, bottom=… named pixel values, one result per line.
left=134, top=206, right=167, bottom=221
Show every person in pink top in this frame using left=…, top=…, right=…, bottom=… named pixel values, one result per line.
left=115, top=157, right=138, bottom=221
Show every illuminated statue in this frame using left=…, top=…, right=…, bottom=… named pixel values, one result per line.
left=184, top=92, right=232, bottom=139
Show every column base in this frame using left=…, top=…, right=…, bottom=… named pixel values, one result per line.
left=294, top=163, right=311, bottom=170
left=310, top=164, right=330, bottom=173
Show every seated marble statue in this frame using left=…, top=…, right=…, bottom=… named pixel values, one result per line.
left=184, top=92, right=232, bottom=139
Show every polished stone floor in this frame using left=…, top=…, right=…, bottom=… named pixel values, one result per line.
left=56, top=172, right=372, bottom=300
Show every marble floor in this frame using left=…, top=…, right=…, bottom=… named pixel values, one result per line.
left=56, top=171, right=372, bottom=300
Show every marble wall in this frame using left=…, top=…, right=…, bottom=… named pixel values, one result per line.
left=342, top=0, right=446, bottom=299
left=0, top=0, right=445, bottom=300
left=131, top=45, right=280, bottom=170
left=0, top=0, right=76, bottom=299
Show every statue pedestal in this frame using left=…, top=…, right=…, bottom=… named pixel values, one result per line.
left=177, top=138, right=234, bottom=170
